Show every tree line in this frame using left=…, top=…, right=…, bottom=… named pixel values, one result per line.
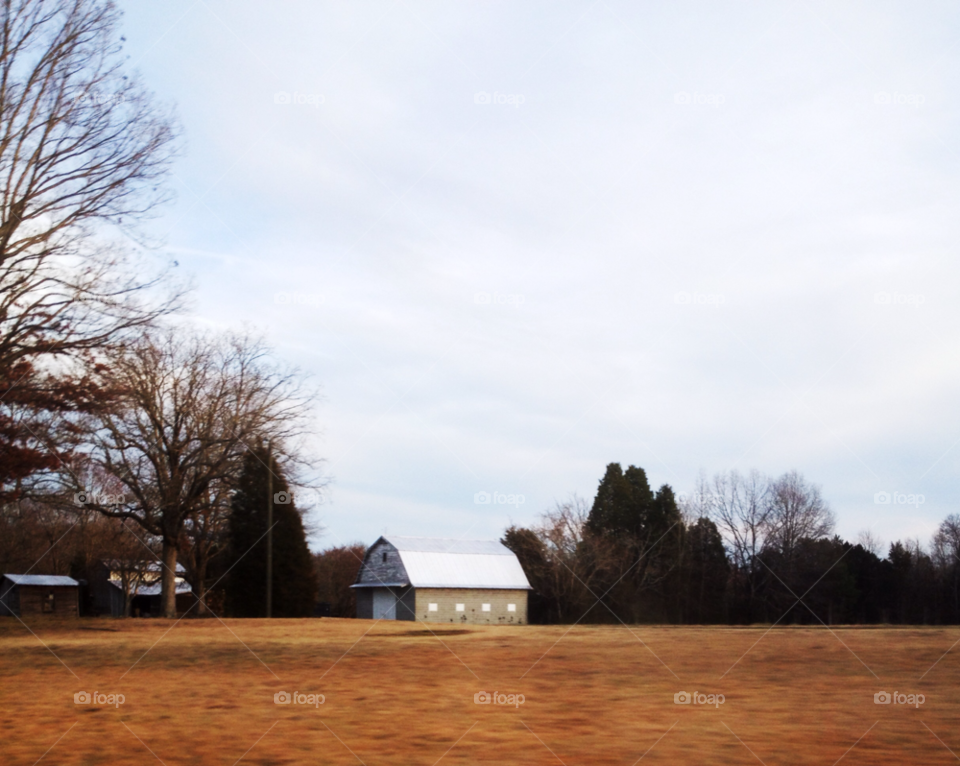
left=1, top=447, right=320, bottom=618
left=503, top=464, right=960, bottom=625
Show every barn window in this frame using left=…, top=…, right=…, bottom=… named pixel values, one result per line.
left=482, top=604, right=491, bottom=612
left=428, top=603, right=438, bottom=612
left=43, top=592, right=55, bottom=613
left=455, top=603, right=465, bottom=612
left=382, top=552, right=388, bottom=563
left=507, top=604, right=516, bottom=612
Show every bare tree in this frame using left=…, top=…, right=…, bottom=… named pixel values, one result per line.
left=314, top=543, right=366, bottom=618
left=765, top=471, right=835, bottom=562
left=0, top=496, right=77, bottom=572
left=856, top=529, right=884, bottom=558
left=700, top=469, right=772, bottom=621
left=534, top=496, right=596, bottom=622
left=0, top=0, right=183, bottom=499
left=932, top=515, right=960, bottom=568
left=0, top=0, right=181, bottom=362
left=177, top=481, right=232, bottom=616
left=933, top=514, right=960, bottom=619
left=68, top=326, right=318, bottom=618
left=705, top=470, right=772, bottom=573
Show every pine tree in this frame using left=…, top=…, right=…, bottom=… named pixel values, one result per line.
left=225, top=446, right=318, bottom=617
left=681, top=517, right=729, bottom=623
left=585, top=463, right=684, bottom=622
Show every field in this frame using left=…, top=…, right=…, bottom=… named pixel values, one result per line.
left=1, top=618, right=958, bottom=765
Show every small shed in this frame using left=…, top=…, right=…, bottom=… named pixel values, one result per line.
left=0, top=574, right=80, bottom=618
left=352, top=536, right=532, bottom=624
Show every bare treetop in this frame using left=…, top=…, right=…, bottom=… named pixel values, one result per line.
left=0, top=0, right=181, bottom=367
left=70, top=325, right=320, bottom=617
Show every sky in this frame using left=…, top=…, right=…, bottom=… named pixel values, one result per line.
left=117, top=0, right=960, bottom=552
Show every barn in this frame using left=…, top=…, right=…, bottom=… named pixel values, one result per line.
left=352, top=536, right=531, bottom=624
left=0, top=574, right=80, bottom=618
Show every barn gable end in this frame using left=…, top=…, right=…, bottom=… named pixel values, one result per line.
left=354, top=538, right=410, bottom=587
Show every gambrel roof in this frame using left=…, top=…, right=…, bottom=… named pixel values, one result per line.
left=352, top=536, right=532, bottom=590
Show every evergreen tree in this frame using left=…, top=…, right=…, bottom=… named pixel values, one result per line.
left=843, top=543, right=890, bottom=624
left=585, top=463, right=684, bottom=622
left=586, top=463, right=654, bottom=539
left=681, top=517, right=729, bottom=623
left=226, top=446, right=318, bottom=617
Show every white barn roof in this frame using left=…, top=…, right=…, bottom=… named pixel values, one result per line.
left=359, top=536, right=532, bottom=590
left=3, top=574, right=79, bottom=587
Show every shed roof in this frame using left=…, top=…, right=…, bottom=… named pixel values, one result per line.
left=354, top=536, right=532, bottom=590
left=3, top=574, right=79, bottom=587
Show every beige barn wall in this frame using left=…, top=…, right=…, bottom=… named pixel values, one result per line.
left=414, top=588, right=527, bottom=625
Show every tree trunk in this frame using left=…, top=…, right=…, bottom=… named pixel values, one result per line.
left=161, top=541, right=178, bottom=618
left=196, top=571, right=208, bottom=616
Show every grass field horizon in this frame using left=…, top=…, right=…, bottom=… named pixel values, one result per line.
left=2, top=618, right=958, bottom=764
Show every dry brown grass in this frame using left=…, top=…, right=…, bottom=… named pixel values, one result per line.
left=1, top=617, right=958, bottom=764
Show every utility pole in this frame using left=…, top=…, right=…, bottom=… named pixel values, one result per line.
left=266, top=439, right=273, bottom=619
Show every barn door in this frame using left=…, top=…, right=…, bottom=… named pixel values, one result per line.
left=373, top=589, right=396, bottom=620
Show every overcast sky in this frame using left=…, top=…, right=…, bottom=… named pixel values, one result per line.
left=119, top=0, right=960, bottom=551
